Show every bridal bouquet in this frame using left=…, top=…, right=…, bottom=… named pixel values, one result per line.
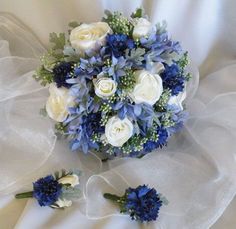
left=34, top=8, right=191, bottom=157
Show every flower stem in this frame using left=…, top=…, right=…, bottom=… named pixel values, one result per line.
left=15, top=191, right=34, bottom=199
left=103, top=193, right=121, bottom=202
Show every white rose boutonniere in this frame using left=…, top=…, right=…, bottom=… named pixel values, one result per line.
left=70, top=22, right=111, bottom=53
left=129, top=70, right=163, bottom=106
left=132, top=18, right=152, bottom=39
left=105, top=116, right=133, bottom=147
left=46, top=84, right=75, bottom=122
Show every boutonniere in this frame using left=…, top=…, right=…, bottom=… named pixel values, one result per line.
left=104, top=184, right=168, bottom=222
left=15, top=170, right=81, bottom=209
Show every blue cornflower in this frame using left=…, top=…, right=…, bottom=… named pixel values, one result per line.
left=124, top=185, right=163, bottom=222
left=104, top=185, right=166, bottom=222
left=68, top=112, right=104, bottom=153
left=53, top=62, right=74, bottom=88
left=82, top=112, right=104, bottom=137
left=33, top=175, right=62, bottom=206
left=161, top=64, right=185, bottom=95
left=144, top=127, right=169, bottom=152
left=106, top=34, right=135, bottom=57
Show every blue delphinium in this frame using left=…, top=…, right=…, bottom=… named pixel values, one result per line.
left=106, top=34, right=135, bottom=57
left=161, top=64, right=185, bottom=95
left=33, top=175, right=62, bottom=206
left=166, top=105, right=189, bottom=135
left=104, top=185, right=166, bottom=222
left=53, top=62, right=74, bottom=88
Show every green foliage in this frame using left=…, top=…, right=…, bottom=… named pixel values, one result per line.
left=125, top=48, right=145, bottom=66
left=39, top=106, right=47, bottom=117
left=49, top=32, right=66, bottom=50
left=156, top=21, right=167, bottom=35
left=53, top=169, right=70, bottom=180
left=103, top=10, right=133, bottom=35
left=55, top=122, right=67, bottom=135
left=33, top=66, right=54, bottom=86
left=131, top=8, right=143, bottom=18
left=60, top=187, right=81, bottom=200
left=68, top=21, right=80, bottom=29
left=177, top=52, right=189, bottom=69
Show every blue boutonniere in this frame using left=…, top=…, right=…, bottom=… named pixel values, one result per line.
left=104, top=184, right=168, bottom=222
left=15, top=170, right=81, bottom=209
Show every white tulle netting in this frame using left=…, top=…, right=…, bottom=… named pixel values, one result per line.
left=1, top=13, right=236, bottom=229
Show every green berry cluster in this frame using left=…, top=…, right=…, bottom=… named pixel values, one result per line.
left=91, top=133, right=100, bottom=143
left=100, top=103, right=112, bottom=126
left=147, top=125, right=159, bottom=142
left=105, top=11, right=132, bottom=35
left=121, top=134, right=148, bottom=154
left=119, top=69, right=136, bottom=91
left=177, top=52, right=189, bottom=70
left=154, top=90, right=171, bottom=112
left=177, top=52, right=192, bottom=81
left=161, top=112, right=175, bottom=128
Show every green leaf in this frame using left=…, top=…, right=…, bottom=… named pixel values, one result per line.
left=125, top=48, right=145, bottom=65
left=68, top=21, right=80, bottom=29
left=131, top=8, right=143, bottom=18
left=54, top=171, right=60, bottom=180
left=39, top=107, right=47, bottom=117
left=49, top=32, right=66, bottom=50
left=156, top=21, right=167, bottom=35
left=33, top=66, right=54, bottom=86
left=61, top=169, right=67, bottom=177
left=60, top=187, right=81, bottom=200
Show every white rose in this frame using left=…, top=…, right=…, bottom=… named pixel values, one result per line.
left=132, top=18, right=152, bottom=39
left=46, top=84, right=75, bottom=122
left=105, top=116, right=133, bottom=147
left=168, top=90, right=187, bottom=110
left=94, top=77, right=117, bottom=98
left=52, top=198, right=72, bottom=208
left=58, top=174, right=80, bottom=187
left=69, top=22, right=111, bottom=52
left=129, top=70, right=163, bottom=105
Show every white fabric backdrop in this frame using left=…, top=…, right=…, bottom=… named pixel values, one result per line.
left=1, top=0, right=236, bottom=228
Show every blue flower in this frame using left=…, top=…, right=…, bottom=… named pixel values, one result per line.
left=106, top=34, right=135, bottom=57
left=102, top=55, right=129, bottom=82
left=33, top=175, right=62, bottom=206
left=82, top=112, right=104, bottom=137
left=144, top=127, right=168, bottom=152
left=124, top=185, right=163, bottom=222
left=53, top=62, right=74, bottom=88
left=161, top=64, right=185, bottom=95
left=166, top=105, right=189, bottom=135
left=68, top=112, right=104, bottom=153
